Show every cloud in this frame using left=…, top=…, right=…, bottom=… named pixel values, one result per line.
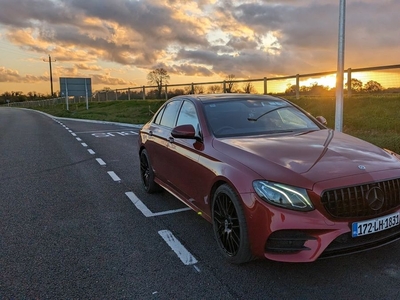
left=0, top=67, right=47, bottom=83
left=91, top=74, right=136, bottom=87
left=0, top=0, right=399, bottom=90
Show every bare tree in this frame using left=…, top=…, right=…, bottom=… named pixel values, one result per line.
left=208, top=84, right=221, bottom=94
left=147, top=68, right=170, bottom=98
left=225, top=74, right=236, bottom=93
left=194, top=85, right=205, bottom=94
left=242, top=82, right=256, bottom=94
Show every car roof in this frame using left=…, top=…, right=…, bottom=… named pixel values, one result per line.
left=171, top=93, right=288, bottom=103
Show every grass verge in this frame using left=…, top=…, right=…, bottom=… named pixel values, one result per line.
left=31, top=94, right=400, bottom=153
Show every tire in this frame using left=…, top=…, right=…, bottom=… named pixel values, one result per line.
left=212, top=184, right=253, bottom=264
left=139, top=149, right=161, bottom=193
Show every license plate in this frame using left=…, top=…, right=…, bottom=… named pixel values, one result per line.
left=352, top=212, right=399, bottom=237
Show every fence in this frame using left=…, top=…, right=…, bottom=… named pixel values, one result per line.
left=5, top=64, right=400, bottom=108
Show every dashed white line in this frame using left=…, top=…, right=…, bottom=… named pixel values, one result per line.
left=71, top=133, right=77, bottom=136
left=107, top=171, right=121, bottom=182
left=88, top=149, right=95, bottom=154
left=158, top=230, right=198, bottom=265
left=96, top=158, right=106, bottom=166
left=76, top=137, right=82, bottom=141
left=81, top=143, right=88, bottom=147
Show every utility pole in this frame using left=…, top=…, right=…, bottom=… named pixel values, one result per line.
left=44, top=55, right=56, bottom=96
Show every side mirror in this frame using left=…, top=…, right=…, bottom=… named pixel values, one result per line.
left=316, top=116, right=327, bottom=126
left=171, top=124, right=196, bottom=139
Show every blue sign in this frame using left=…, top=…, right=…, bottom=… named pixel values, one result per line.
left=59, top=77, right=92, bottom=97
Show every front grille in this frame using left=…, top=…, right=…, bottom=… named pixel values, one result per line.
left=321, top=178, right=400, bottom=218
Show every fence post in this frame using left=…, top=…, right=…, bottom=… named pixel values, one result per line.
left=263, top=77, right=267, bottom=95
left=296, top=74, right=300, bottom=99
left=223, top=81, right=226, bottom=93
left=191, top=83, right=195, bottom=94
left=128, top=88, right=131, bottom=101
left=347, top=68, right=352, bottom=98
left=142, top=86, right=146, bottom=100
left=106, top=91, right=108, bottom=101
left=165, top=84, right=168, bottom=100
left=115, top=89, right=118, bottom=101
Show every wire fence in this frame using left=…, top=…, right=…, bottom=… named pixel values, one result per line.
left=4, top=63, right=400, bottom=152
left=5, top=64, right=400, bottom=107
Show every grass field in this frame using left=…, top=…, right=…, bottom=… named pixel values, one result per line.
left=31, top=93, right=400, bottom=153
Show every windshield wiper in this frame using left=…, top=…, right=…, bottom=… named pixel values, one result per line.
left=247, top=105, right=290, bottom=121
left=264, top=129, right=294, bottom=134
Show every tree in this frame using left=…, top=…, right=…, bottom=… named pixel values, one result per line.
left=285, top=84, right=297, bottom=95
left=363, top=80, right=383, bottom=92
left=147, top=68, right=170, bottom=98
left=225, top=74, right=236, bottom=93
left=208, top=84, right=221, bottom=94
left=194, top=85, right=205, bottom=94
left=242, top=82, right=256, bottom=94
left=345, top=78, right=363, bottom=92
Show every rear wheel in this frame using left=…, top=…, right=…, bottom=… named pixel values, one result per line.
left=212, top=184, right=253, bottom=264
left=140, top=149, right=161, bottom=193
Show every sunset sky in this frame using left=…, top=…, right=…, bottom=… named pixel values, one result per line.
left=0, top=0, right=399, bottom=95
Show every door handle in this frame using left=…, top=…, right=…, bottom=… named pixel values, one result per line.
left=148, top=130, right=153, bottom=136
left=168, top=137, right=174, bottom=143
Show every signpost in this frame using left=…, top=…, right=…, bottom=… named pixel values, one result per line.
left=335, top=0, right=346, bottom=132
left=59, top=77, right=92, bottom=110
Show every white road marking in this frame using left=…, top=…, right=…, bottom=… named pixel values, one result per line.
left=125, top=192, right=191, bottom=217
left=107, top=171, right=121, bottom=182
left=151, top=207, right=191, bottom=216
left=158, top=230, right=198, bottom=265
left=91, top=131, right=138, bottom=138
left=193, top=265, right=201, bottom=273
left=68, top=130, right=73, bottom=132
left=71, top=133, right=77, bottom=136
left=96, top=158, right=106, bottom=166
left=125, top=192, right=153, bottom=217
left=81, top=143, right=88, bottom=147
left=88, top=149, right=95, bottom=154
left=76, top=137, right=82, bottom=141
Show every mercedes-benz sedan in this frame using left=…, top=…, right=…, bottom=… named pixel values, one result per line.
left=138, top=94, right=400, bottom=264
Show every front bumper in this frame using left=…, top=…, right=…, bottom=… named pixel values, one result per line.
left=241, top=193, right=400, bottom=262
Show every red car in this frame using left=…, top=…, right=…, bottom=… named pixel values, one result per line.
left=138, top=94, right=400, bottom=263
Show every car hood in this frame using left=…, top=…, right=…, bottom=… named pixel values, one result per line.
left=212, top=129, right=400, bottom=185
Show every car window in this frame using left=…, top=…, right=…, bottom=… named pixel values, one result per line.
left=203, top=99, right=320, bottom=137
left=159, top=100, right=182, bottom=128
left=153, top=106, right=165, bottom=125
left=176, top=101, right=199, bottom=130
left=276, top=107, right=316, bottom=129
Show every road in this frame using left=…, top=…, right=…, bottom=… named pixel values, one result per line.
left=1, top=107, right=399, bottom=299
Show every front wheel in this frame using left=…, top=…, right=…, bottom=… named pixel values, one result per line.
left=212, top=184, right=253, bottom=264
left=140, top=149, right=161, bottom=193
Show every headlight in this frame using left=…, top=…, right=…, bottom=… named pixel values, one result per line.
left=253, top=181, right=314, bottom=211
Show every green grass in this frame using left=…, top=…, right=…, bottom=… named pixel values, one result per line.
left=35, top=100, right=165, bottom=124
left=32, top=94, right=400, bottom=153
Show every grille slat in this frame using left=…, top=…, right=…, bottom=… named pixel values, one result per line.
left=321, top=178, right=400, bottom=218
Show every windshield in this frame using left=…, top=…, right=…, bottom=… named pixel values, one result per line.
left=203, top=98, right=320, bottom=137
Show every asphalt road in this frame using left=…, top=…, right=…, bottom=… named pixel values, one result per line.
left=1, top=107, right=399, bottom=299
